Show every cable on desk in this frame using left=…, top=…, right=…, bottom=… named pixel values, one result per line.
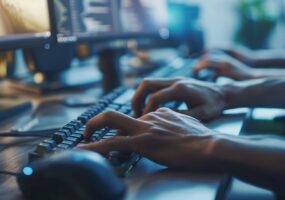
left=0, top=128, right=59, bottom=138
left=0, top=170, right=20, bottom=177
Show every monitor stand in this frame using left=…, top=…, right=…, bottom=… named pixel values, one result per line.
left=98, top=49, right=124, bottom=93
left=10, top=66, right=101, bottom=94
left=10, top=45, right=101, bottom=94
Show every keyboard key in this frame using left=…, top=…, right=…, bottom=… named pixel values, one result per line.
left=91, top=135, right=100, bottom=142
left=90, top=130, right=102, bottom=138
left=63, top=125, right=76, bottom=134
left=78, top=115, right=89, bottom=124
left=70, top=134, right=84, bottom=141
left=102, top=135, right=113, bottom=140
left=98, top=100, right=109, bottom=106
left=66, top=137, right=80, bottom=144
left=105, top=132, right=116, bottom=137
left=57, top=144, right=70, bottom=150
left=79, top=140, right=90, bottom=145
left=71, top=120, right=83, bottom=129
left=62, top=140, right=75, bottom=147
left=53, top=132, right=67, bottom=143
left=58, top=129, right=71, bottom=137
left=120, top=105, right=131, bottom=110
left=66, top=123, right=77, bottom=130
left=36, top=143, right=52, bottom=154
left=78, top=127, right=85, bottom=131
left=43, top=139, right=57, bottom=148
left=85, top=110, right=96, bottom=117
left=82, top=113, right=92, bottom=119
left=107, top=104, right=121, bottom=110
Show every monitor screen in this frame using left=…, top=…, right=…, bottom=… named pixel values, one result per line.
left=119, top=0, right=168, bottom=36
left=53, top=0, right=169, bottom=43
left=0, top=0, right=51, bottom=50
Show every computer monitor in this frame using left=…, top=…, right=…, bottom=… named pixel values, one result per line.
left=52, top=0, right=169, bottom=43
left=0, top=0, right=52, bottom=50
left=51, top=0, right=170, bottom=92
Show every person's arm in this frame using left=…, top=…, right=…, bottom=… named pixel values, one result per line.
left=79, top=109, right=285, bottom=196
left=215, top=47, right=285, bottom=68
left=210, top=134, right=285, bottom=196
left=223, top=78, right=285, bottom=108
left=131, top=77, right=285, bottom=121
left=250, top=68, right=285, bottom=79
left=193, top=55, right=285, bottom=81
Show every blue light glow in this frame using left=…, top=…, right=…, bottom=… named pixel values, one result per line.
left=23, top=167, right=33, bottom=176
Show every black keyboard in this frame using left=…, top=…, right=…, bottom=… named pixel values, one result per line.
left=150, top=58, right=214, bottom=81
left=30, top=87, right=181, bottom=177
left=149, top=58, right=197, bottom=78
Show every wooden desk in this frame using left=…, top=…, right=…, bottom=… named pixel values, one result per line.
left=0, top=81, right=246, bottom=200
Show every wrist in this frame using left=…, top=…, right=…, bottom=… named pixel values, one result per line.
left=198, top=134, right=230, bottom=171
left=250, top=69, right=266, bottom=79
left=220, top=82, right=244, bottom=109
left=204, top=134, right=239, bottom=172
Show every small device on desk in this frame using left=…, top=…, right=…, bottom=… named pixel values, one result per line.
left=241, top=108, right=285, bottom=136
left=18, top=150, right=126, bottom=200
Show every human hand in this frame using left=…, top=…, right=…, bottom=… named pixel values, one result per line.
left=132, top=78, right=227, bottom=121
left=81, top=108, right=217, bottom=170
left=193, top=54, right=254, bottom=81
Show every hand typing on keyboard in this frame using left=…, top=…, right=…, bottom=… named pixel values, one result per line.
left=80, top=108, right=217, bottom=170
left=132, top=78, right=227, bottom=121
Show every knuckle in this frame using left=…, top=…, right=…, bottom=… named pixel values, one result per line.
left=103, top=110, right=116, bottom=119
left=173, top=82, right=186, bottom=90
left=176, top=77, right=185, bottom=81
left=148, top=94, right=158, bottom=104
left=157, top=107, right=171, bottom=113
left=86, top=120, right=92, bottom=128
left=143, top=112, right=158, bottom=121
left=141, top=78, right=153, bottom=86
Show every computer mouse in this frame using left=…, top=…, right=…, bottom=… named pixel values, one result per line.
left=17, top=150, right=126, bottom=200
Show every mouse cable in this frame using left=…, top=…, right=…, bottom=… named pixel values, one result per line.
left=0, top=170, right=20, bottom=177
left=0, top=128, right=59, bottom=138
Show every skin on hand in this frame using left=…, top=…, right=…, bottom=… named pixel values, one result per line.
left=193, top=55, right=254, bottom=81
left=80, top=108, right=218, bottom=170
left=131, top=78, right=228, bottom=121
left=80, top=78, right=285, bottom=195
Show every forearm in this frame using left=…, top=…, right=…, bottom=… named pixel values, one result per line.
left=209, top=134, right=285, bottom=195
left=222, top=78, right=285, bottom=108
left=249, top=51, right=285, bottom=68
left=235, top=49, right=285, bottom=68
left=251, top=69, right=285, bottom=79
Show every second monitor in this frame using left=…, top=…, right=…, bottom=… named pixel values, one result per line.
left=53, top=0, right=169, bottom=43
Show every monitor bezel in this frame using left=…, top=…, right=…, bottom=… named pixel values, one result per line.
left=0, top=0, right=54, bottom=51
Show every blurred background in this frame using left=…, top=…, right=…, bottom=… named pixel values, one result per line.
left=174, top=0, right=285, bottom=49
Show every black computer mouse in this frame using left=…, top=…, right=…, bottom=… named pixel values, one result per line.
left=17, top=150, right=126, bottom=200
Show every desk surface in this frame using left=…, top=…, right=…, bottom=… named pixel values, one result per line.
left=0, top=82, right=245, bottom=200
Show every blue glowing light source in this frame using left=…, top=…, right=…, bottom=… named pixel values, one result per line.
left=23, top=167, right=33, bottom=176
